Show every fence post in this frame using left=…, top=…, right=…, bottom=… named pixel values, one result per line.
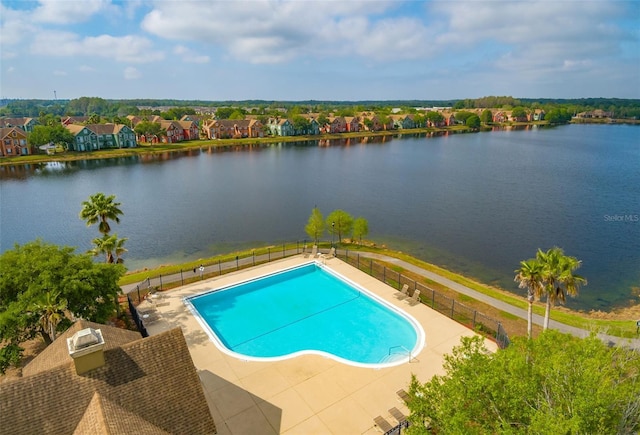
left=159, top=274, right=163, bottom=290
left=180, top=269, right=184, bottom=285
left=268, top=248, right=271, bottom=262
left=297, top=240, right=299, bottom=254
left=431, top=289, right=435, bottom=308
left=357, top=253, right=360, bottom=269
left=451, top=299, right=455, bottom=318
left=252, top=250, right=255, bottom=266
left=383, top=266, right=386, bottom=283
left=282, top=244, right=285, bottom=257
left=370, top=259, right=373, bottom=275
left=472, top=310, right=477, bottom=329
left=236, top=256, right=239, bottom=270
left=218, top=259, right=221, bottom=275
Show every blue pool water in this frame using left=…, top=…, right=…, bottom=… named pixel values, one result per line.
left=185, top=263, right=423, bottom=366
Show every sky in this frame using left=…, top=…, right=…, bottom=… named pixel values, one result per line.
left=1, top=0, right=639, bottom=101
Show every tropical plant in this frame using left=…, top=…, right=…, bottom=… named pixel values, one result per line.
left=536, top=247, right=587, bottom=329
left=90, top=234, right=128, bottom=264
left=79, top=193, right=123, bottom=235
left=30, top=290, right=68, bottom=344
left=514, top=258, right=543, bottom=338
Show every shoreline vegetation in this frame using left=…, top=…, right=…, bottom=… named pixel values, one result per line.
left=118, top=242, right=640, bottom=339
left=1, top=118, right=637, bottom=167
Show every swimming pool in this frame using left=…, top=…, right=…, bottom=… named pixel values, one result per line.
left=185, top=262, right=425, bottom=367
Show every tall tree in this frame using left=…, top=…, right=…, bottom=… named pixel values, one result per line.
left=425, top=111, right=445, bottom=125
left=304, top=207, right=324, bottom=244
left=480, top=109, right=493, bottom=123
left=0, top=240, right=125, bottom=372
left=352, top=217, right=369, bottom=244
left=28, top=125, right=74, bottom=148
left=514, top=258, right=543, bottom=338
left=326, top=210, right=354, bottom=245
left=79, top=193, right=123, bottom=236
left=291, top=116, right=311, bottom=135
left=536, top=247, right=587, bottom=329
left=406, top=331, right=640, bottom=434
left=134, top=120, right=166, bottom=139
left=465, top=114, right=481, bottom=129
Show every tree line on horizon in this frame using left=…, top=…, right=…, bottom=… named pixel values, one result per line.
left=2, top=96, right=640, bottom=120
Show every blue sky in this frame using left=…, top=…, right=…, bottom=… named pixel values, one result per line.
left=1, top=0, right=639, bottom=101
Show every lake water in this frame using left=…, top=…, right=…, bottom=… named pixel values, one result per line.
left=1, top=124, right=638, bottom=311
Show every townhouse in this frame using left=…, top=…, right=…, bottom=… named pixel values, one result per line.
left=202, top=119, right=264, bottom=139
left=0, top=117, right=39, bottom=132
left=64, top=124, right=137, bottom=151
left=267, top=117, right=295, bottom=136
left=0, top=126, right=30, bottom=156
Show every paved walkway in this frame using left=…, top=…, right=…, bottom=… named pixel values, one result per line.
left=140, top=256, right=500, bottom=434
left=122, top=248, right=639, bottom=349
left=357, top=252, right=640, bottom=349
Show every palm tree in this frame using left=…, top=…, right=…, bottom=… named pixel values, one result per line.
left=536, top=247, right=587, bottom=329
left=514, top=258, right=543, bottom=339
left=90, top=234, right=127, bottom=264
left=79, top=193, right=123, bottom=235
left=30, top=290, right=68, bottom=344
left=90, top=234, right=116, bottom=263
left=114, top=236, right=128, bottom=264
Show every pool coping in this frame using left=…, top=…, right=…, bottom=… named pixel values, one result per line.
left=142, top=255, right=499, bottom=434
left=183, top=260, right=426, bottom=369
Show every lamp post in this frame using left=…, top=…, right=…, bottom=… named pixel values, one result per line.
left=331, top=221, right=335, bottom=248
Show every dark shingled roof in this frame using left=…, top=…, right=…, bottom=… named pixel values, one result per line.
left=0, top=320, right=216, bottom=435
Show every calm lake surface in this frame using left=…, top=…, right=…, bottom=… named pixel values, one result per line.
left=1, top=124, right=638, bottom=311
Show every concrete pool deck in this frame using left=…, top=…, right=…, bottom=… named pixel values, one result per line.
left=142, top=255, right=498, bottom=434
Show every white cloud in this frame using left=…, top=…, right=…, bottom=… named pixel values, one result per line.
left=124, top=66, right=141, bottom=80
left=32, top=0, right=114, bottom=24
left=1, top=50, right=17, bottom=59
left=0, top=4, right=38, bottom=45
left=79, top=65, right=96, bottom=72
left=173, top=45, right=209, bottom=64
left=31, top=31, right=164, bottom=63
left=6, top=66, right=15, bottom=73
left=431, top=1, right=632, bottom=75
left=140, top=1, right=418, bottom=64
left=53, top=70, right=67, bottom=76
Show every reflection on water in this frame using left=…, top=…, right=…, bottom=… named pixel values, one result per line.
left=1, top=125, right=638, bottom=311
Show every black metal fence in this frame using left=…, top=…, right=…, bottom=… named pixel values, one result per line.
left=127, top=294, right=148, bottom=337
left=384, top=420, right=410, bottom=435
left=339, top=251, right=510, bottom=349
left=125, top=241, right=509, bottom=348
left=128, top=241, right=321, bottom=303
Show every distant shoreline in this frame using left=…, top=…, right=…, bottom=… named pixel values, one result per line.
left=1, top=119, right=636, bottom=167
